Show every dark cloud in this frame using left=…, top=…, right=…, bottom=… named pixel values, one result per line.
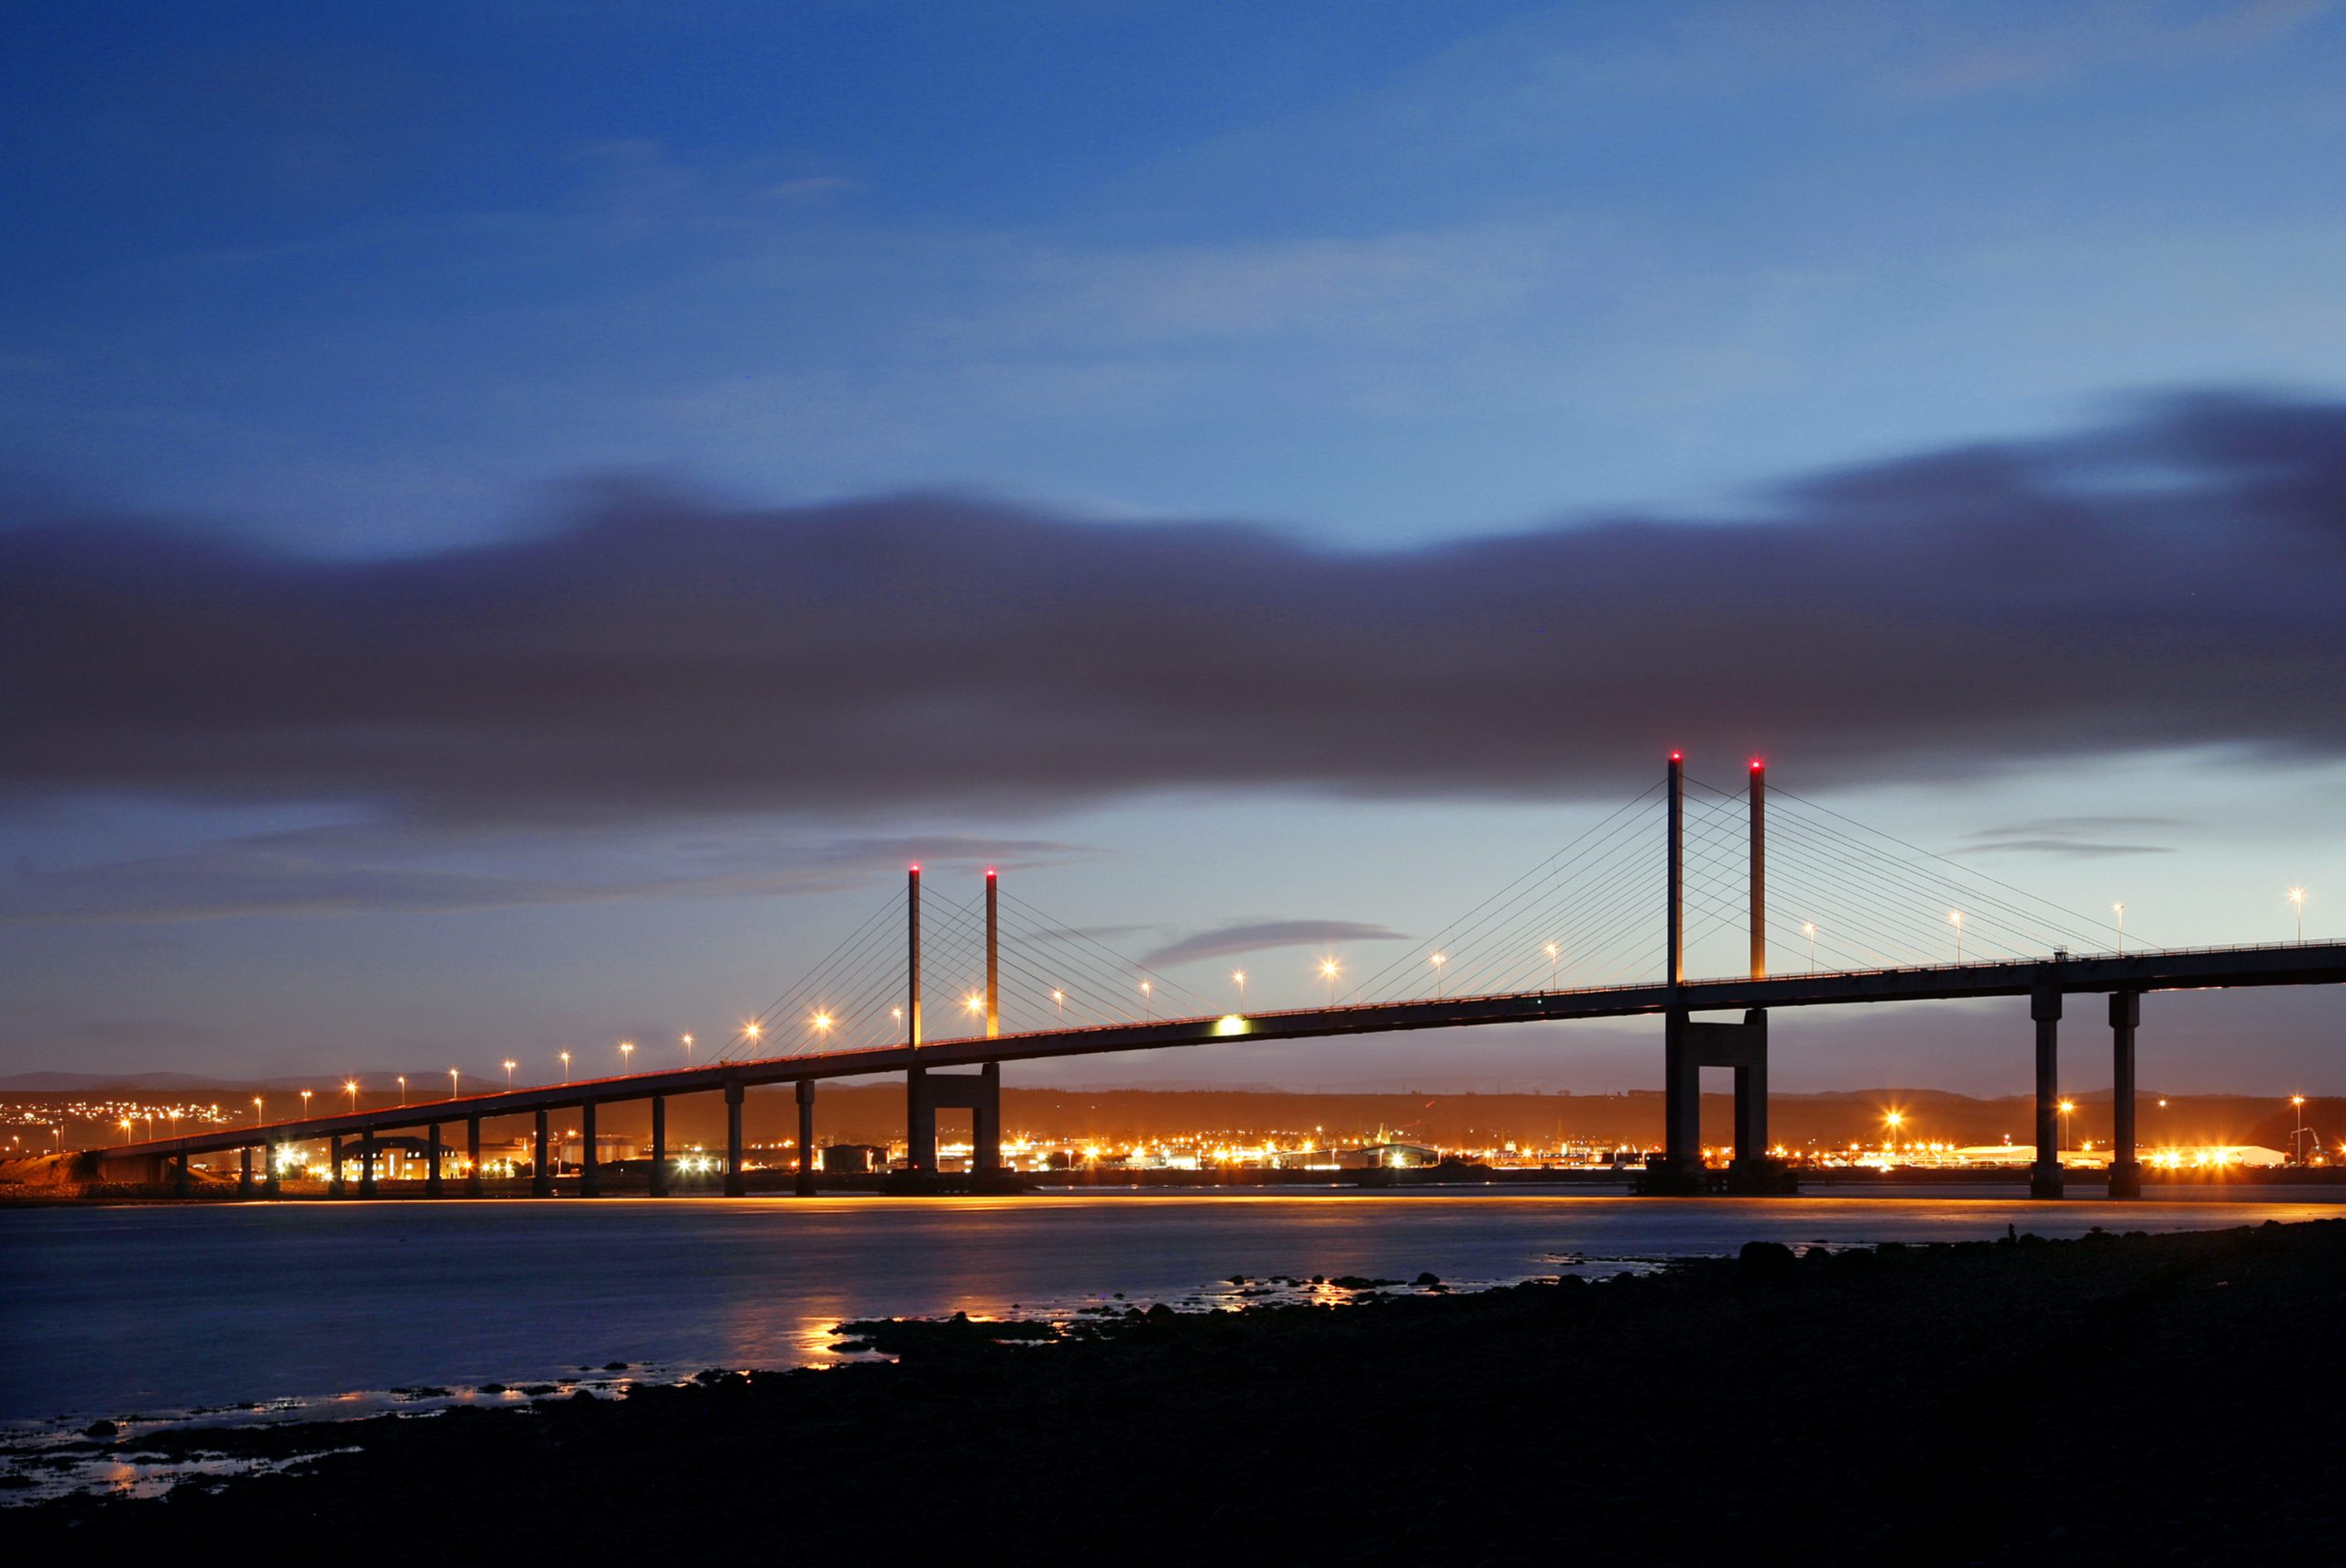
left=5, top=390, right=2343, bottom=825
left=1959, top=814, right=2184, bottom=859
left=1145, top=919, right=1411, bottom=970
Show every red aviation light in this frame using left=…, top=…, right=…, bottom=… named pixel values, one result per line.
left=985, top=867, right=998, bottom=879
left=909, top=863, right=921, bottom=873
left=1750, top=758, right=1764, bottom=772
left=1669, top=751, right=1683, bottom=762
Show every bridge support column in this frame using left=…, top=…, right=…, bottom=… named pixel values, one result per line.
left=359, top=1129, right=378, bottom=1198
left=426, top=1122, right=444, bottom=1198
left=263, top=1144, right=280, bottom=1199
left=975, top=1061, right=1003, bottom=1176
left=532, top=1109, right=553, bottom=1197
left=171, top=1150, right=191, bottom=1198
left=2031, top=984, right=2065, bottom=1200
left=238, top=1144, right=255, bottom=1199
left=649, top=1096, right=669, bottom=1197
left=1647, top=1010, right=1780, bottom=1194
left=723, top=1082, right=746, bottom=1197
left=329, top=1135, right=345, bottom=1198
left=580, top=1102, right=600, bottom=1197
left=466, top=1116, right=482, bottom=1197
left=2108, top=992, right=2142, bottom=1199
left=905, top=1067, right=937, bottom=1173
left=795, top=1080, right=817, bottom=1195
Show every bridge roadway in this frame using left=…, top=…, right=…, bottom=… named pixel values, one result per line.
left=100, top=941, right=2346, bottom=1192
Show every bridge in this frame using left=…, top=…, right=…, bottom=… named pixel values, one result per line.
left=95, top=756, right=2344, bottom=1200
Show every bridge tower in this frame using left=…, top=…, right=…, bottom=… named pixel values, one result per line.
left=1649, top=753, right=1782, bottom=1195
left=901, top=867, right=1005, bottom=1185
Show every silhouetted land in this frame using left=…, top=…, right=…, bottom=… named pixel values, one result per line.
left=22, top=1220, right=2346, bottom=1561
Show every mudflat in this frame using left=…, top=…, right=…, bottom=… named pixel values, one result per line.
left=22, top=1219, right=2345, bottom=1562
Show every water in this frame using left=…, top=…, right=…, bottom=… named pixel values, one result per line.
left=7, top=1185, right=2339, bottom=1431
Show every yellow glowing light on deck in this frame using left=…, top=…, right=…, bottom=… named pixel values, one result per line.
left=963, top=992, right=982, bottom=1014
left=1321, top=959, right=1340, bottom=979
left=743, top=1021, right=762, bottom=1039
left=811, top=1012, right=834, bottom=1034
left=2058, top=1100, right=2076, bottom=1113
left=1213, top=1014, right=1252, bottom=1036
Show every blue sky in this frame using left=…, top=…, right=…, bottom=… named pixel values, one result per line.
left=4, top=1, right=2343, bottom=1096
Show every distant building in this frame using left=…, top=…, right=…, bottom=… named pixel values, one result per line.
left=821, top=1143, right=888, bottom=1174
left=1337, top=1142, right=1439, bottom=1169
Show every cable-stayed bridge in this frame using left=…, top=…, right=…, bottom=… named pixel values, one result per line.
left=98, top=756, right=2344, bottom=1201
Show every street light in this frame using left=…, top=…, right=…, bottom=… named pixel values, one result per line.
left=619, top=1040, right=635, bottom=1070
left=2112, top=903, right=2125, bottom=953
left=1544, top=941, right=1560, bottom=990
left=2058, top=1099, right=2077, bottom=1154
left=1883, top=1111, right=1903, bottom=1155
left=682, top=1034, right=694, bottom=1067
left=449, top=1068, right=459, bottom=1097
left=396, top=1074, right=407, bottom=1106
left=743, top=1022, right=762, bottom=1048
left=1050, top=989, right=1065, bottom=1021
left=344, top=1080, right=358, bottom=1113
left=2292, top=1094, right=2308, bottom=1164
left=1948, top=910, right=1964, bottom=963
left=1138, top=979, right=1153, bottom=1019
left=252, top=1096, right=264, bottom=1128
left=1232, top=970, right=1245, bottom=1007
left=503, top=1059, right=516, bottom=1089
left=559, top=1051, right=570, bottom=1084
left=811, top=1012, right=833, bottom=1038
left=1430, top=952, right=1448, bottom=998
left=301, top=1089, right=312, bottom=1120
left=120, top=1117, right=134, bottom=1146
left=1321, top=957, right=1341, bottom=1005
left=890, top=1007, right=904, bottom=1039
left=1803, top=921, right=1817, bottom=973
left=2289, top=886, right=2307, bottom=944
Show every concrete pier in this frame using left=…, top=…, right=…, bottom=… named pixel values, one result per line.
left=359, top=1128, right=378, bottom=1198
left=466, top=1116, right=482, bottom=1198
left=532, top=1109, right=553, bottom=1197
left=649, top=1096, right=669, bottom=1197
left=723, top=1081, right=745, bottom=1197
left=425, top=1121, right=444, bottom=1198
left=329, top=1134, right=345, bottom=1198
left=580, top=1101, right=599, bottom=1197
left=795, top=1080, right=817, bottom=1195
left=2031, top=984, right=2065, bottom=1200
left=238, top=1144, right=255, bottom=1198
left=2109, top=992, right=2143, bottom=1199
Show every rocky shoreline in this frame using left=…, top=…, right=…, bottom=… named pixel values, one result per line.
left=18, top=1219, right=2346, bottom=1561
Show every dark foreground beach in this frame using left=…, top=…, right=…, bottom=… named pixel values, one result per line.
left=22, top=1219, right=2345, bottom=1563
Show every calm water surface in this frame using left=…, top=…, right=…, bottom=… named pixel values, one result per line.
left=5, top=1186, right=2340, bottom=1424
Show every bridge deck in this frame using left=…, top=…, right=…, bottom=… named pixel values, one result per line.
left=102, top=941, right=2346, bottom=1162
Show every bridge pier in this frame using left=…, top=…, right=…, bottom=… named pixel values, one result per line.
left=2108, top=992, right=2143, bottom=1199
left=904, top=1062, right=1001, bottom=1177
left=1648, top=1009, right=1781, bottom=1194
left=466, top=1116, right=482, bottom=1198
left=328, top=1135, right=345, bottom=1198
left=359, top=1129, right=378, bottom=1198
left=580, top=1101, right=600, bottom=1197
left=532, top=1109, right=554, bottom=1197
left=2031, top=984, right=2065, bottom=1200
left=649, top=1096, right=669, bottom=1197
left=796, top=1080, right=817, bottom=1195
left=426, top=1122, right=444, bottom=1198
left=238, top=1144, right=255, bottom=1199
left=263, top=1144, right=280, bottom=1199
left=173, top=1149, right=191, bottom=1198
left=723, top=1082, right=746, bottom=1197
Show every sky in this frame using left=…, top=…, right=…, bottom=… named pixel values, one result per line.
left=4, top=0, right=2343, bottom=1099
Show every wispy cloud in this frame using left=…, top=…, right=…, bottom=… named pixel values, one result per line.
left=1145, top=920, right=1410, bottom=970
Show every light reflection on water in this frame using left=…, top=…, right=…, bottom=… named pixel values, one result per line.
left=4, top=1186, right=2338, bottom=1433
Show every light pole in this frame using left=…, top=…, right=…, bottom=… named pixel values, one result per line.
left=1050, top=989, right=1065, bottom=1021
left=1545, top=941, right=1560, bottom=990
left=1430, top=952, right=1448, bottom=998
left=1232, top=970, right=1245, bottom=1009
left=397, top=1074, right=407, bottom=1106
left=558, top=1051, right=570, bottom=1084
left=1949, top=910, right=1963, bottom=963
left=2289, top=886, right=2306, bottom=944
left=2058, top=1099, right=2076, bottom=1155
left=811, top=1012, right=833, bottom=1041
left=2292, top=1094, right=2308, bottom=1164
left=1139, top=980, right=1152, bottom=1020
left=889, top=1007, right=904, bottom=1040
left=619, top=1040, right=634, bottom=1071
left=1321, top=958, right=1340, bottom=1006
left=120, top=1117, right=134, bottom=1146
left=1803, top=922, right=1817, bottom=974
left=1883, top=1111, right=1902, bottom=1157
left=744, top=1021, right=762, bottom=1050
left=301, top=1089, right=312, bottom=1121
left=2112, top=903, right=2125, bottom=953
left=252, top=1096, right=264, bottom=1129
left=448, top=1068, right=459, bottom=1098
left=682, top=1034, right=694, bottom=1067
left=503, top=1059, right=515, bottom=1090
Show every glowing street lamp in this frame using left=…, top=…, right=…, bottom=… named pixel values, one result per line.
left=810, top=1012, right=834, bottom=1040
left=1138, top=979, right=1153, bottom=1019
left=120, top=1117, right=134, bottom=1146
left=1321, top=957, right=1341, bottom=1005
left=2293, top=1094, right=2308, bottom=1163
left=397, top=1074, right=407, bottom=1106
left=2058, top=1099, right=2077, bottom=1154
left=2289, top=886, right=2307, bottom=944
left=1430, top=952, right=1448, bottom=998
left=1232, top=970, right=1246, bottom=1007
left=1544, top=942, right=1560, bottom=990
left=344, top=1080, right=358, bottom=1113
left=558, top=1051, right=570, bottom=1084
left=619, top=1040, right=635, bottom=1070
left=301, top=1089, right=313, bottom=1120
left=449, top=1068, right=459, bottom=1097
left=2112, top=902, right=2125, bottom=953
left=252, top=1096, right=264, bottom=1129
left=743, top=1022, right=762, bottom=1049
left=890, top=1007, right=904, bottom=1039
left=1803, top=921, right=1817, bottom=973
left=1050, top=989, right=1065, bottom=1021
left=1883, top=1111, right=1903, bottom=1154
left=682, top=1034, right=694, bottom=1067
left=503, top=1059, right=516, bottom=1090
left=1948, top=910, right=1964, bottom=963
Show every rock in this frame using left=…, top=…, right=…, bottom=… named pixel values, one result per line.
left=1738, top=1241, right=1798, bottom=1282
left=1413, top=1271, right=1442, bottom=1287
left=83, top=1420, right=117, bottom=1440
